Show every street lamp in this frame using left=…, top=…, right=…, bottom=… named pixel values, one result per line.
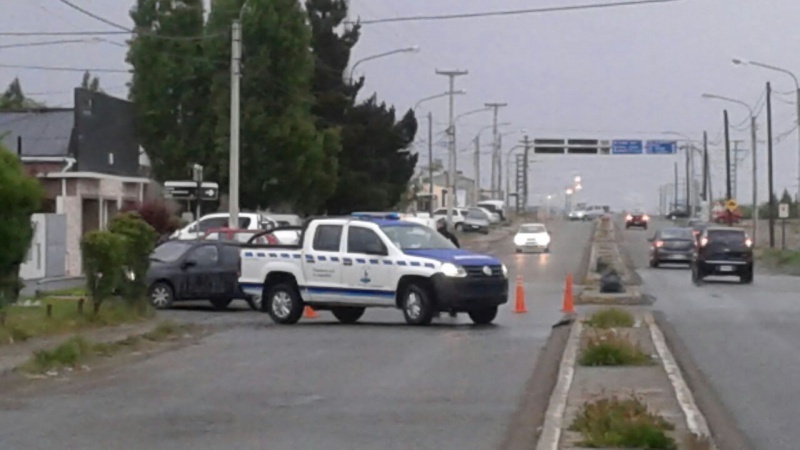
left=413, top=90, right=465, bottom=110
left=701, top=92, right=759, bottom=243
left=733, top=57, right=800, bottom=207
left=349, top=46, right=420, bottom=81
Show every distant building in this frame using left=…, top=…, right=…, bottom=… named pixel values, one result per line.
left=1, top=88, right=150, bottom=278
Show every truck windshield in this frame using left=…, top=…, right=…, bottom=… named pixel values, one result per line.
left=381, top=224, right=456, bottom=250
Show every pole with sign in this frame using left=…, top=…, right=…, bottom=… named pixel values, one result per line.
left=192, top=164, right=204, bottom=220
left=779, top=203, right=789, bottom=250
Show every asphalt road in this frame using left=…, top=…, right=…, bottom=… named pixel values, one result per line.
left=621, top=218, right=800, bottom=450
left=0, top=220, right=593, bottom=450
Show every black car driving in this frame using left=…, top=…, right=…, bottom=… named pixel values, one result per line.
left=146, top=240, right=255, bottom=310
left=691, top=227, right=754, bottom=284
left=649, top=227, right=694, bottom=267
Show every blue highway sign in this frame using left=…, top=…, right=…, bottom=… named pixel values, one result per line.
left=611, top=140, right=643, bottom=155
left=645, top=140, right=677, bottom=155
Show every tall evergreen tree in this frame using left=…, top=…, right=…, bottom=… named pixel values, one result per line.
left=0, top=78, right=43, bottom=110
left=306, top=0, right=418, bottom=214
left=206, top=0, right=339, bottom=213
left=81, top=71, right=102, bottom=92
left=127, top=0, right=216, bottom=184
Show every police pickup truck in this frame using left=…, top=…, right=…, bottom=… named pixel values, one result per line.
left=238, top=213, right=509, bottom=326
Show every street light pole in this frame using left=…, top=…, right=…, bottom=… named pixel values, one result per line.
left=228, top=19, right=242, bottom=228
left=349, top=46, right=420, bottom=81
left=436, top=69, right=468, bottom=228
left=484, top=102, right=507, bottom=197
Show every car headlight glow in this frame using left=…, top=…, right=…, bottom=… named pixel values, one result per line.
left=439, top=262, right=467, bottom=277
left=513, top=235, right=526, bottom=246
left=540, top=234, right=551, bottom=245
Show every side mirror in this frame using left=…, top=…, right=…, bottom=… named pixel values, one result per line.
left=181, top=259, right=197, bottom=269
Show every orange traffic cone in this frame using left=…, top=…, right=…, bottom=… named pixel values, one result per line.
left=303, top=305, right=317, bottom=318
left=562, top=273, right=575, bottom=314
left=513, top=275, right=527, bottom=313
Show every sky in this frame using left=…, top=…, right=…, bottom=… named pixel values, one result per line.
left=3, top=0, right=800, bottom=212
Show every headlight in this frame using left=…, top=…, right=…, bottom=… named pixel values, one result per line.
left=439, top=263, right=467, bottom=277
left=502, top=264, right=508, bottom=277
left=541, top=234, right=551, bottom=245
left=514, top=235, right=525, bottom=246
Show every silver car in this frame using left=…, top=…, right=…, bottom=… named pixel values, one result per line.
left=463, top=208, right=490, bottom=234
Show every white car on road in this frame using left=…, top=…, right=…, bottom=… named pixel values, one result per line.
left=513, top=223, right=551, bottom=253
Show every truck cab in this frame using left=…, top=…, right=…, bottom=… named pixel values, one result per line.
left=238, top=213, right=509, bottom=326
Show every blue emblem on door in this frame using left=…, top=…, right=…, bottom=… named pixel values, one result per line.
left=359, top=267, right=371, bottom=284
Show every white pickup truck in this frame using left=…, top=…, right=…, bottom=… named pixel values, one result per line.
left=238, top=213, right=509, bottom=326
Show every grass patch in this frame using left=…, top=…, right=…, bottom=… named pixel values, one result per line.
left=579, top=331, right=653, bottom=366
left=34, top=286, right=87, bottom=298
left=584, top=307, right=634, bottom=328
left=757, top=248, right=800, bottom=269
left=569, top=396, right=676, bottom=449
left=17, top=321, right=192, bottom=374
left=0, top=298, right=153, bottom=346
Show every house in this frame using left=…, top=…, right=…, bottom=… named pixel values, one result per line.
left=1, top=88, right=150, bottom=278
left=413, top=172, right=476, bottom=211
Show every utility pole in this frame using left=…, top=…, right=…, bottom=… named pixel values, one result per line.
left=192, top=163, right=204, bottom=220
left=724, top=109, right=733, bottom=226
left=228, top=19, right=242, bottom=229
left=473, top=135, right=480, bottom=205
left=767, top=82, right=776, bottom=248
left=427, top=112, right=434, bottom=214
left=435, top=69, right=468, bottom=228
left=485, top=102, right=507, bottom=197
left=684, top=145, right=691, bottom=214
left=497, top=134, right=503, bottom=200
left=521, top=135, right=531, bottom=209
left=673, top=162, right=678, bottom=210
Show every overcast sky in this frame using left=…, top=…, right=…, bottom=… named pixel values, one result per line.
left=3, top=0, right=800, bottom=211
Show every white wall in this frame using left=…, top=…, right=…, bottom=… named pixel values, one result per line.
left=19, top=214, right=46, bottom=280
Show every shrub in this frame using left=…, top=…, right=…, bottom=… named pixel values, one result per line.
left=81, top=231, right=127, bottom=311
left=585, top=308, right=635, bottom=328
left=122, top=199, right=180, bottom=235
left=579, top=331, right=652, bottom=366
left=569, top=396, right=676, bottom=449
left=108, top=212, right=157, bottom=303
left=0, top=148, right=44, bottom=307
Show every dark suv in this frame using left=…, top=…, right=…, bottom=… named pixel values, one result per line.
left=625, top=211, right=649, bottom=229
left=691, top=227, right=753, bottom=284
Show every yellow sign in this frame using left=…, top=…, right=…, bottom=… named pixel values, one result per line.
left=725, top=199, right=738, bottom=212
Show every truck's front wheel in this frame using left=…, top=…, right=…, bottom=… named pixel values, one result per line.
left=265, top=283, right=303, bottom=324
left=402, top=284, right=434, bottom=326
left=332, top=307, right=365, bottom=324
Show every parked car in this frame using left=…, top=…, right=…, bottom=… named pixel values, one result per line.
left=432, top=208, right=467, bottom=230
left=202, top=227, right=301, bottom=246
left=463, top=208, right=491, bottom=234
left=476, top=200, right=506, bottom=221
left=171, top=212, right=274, bottom=240
left=146, top=240, right=256, bottom=311
left=473, top=206, right=500, bottom=223
left=513, top=223, right=551, bottom=253
left=691, top=226, right=753, bottom=284
left=648, top=227, right=694, bottom=267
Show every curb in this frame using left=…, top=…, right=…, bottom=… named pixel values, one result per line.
left=644, top=311, right=712, bottom=440
left=535, top=317, right=582, bottom=450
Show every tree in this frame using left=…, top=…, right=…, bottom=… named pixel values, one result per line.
left=306, top=0, right=417, bottom=214
left=80, top=71, right=102, bottom=92
left=206, top=0, right=338, bottom=213
left=108, top=212, right=158, bottom=304
left=81, top=231, right=126, bottom=313
left=0, top=146, right=44, bottom=306
left=0, top=78, right=44, bottom=110
left=127, top=0, right=217, bottom=184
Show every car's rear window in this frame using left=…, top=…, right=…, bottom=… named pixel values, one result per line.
left=708, top=229, right=747, bottom=244
left=660, top=228, right=692, bottom=239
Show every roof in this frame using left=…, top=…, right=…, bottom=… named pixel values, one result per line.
left=0, top=109, right=74, bottom=156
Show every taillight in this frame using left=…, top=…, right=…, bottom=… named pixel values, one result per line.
left=745, top=238, right=752, bottom=247
left=655, top=240, right=664, bottom=248
left=700, top=237, right=708, bottom=247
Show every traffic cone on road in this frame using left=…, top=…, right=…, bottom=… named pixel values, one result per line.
left=562, top=273, right=575, bottom=314
left=303, top=305, right=317, bottom=318
left=513, top=276, right=527, bottom=313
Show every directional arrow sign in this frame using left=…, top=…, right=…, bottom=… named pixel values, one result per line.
left=200, top=185, right=219, bottom=201
left=164, top=180, right=219, bottom=201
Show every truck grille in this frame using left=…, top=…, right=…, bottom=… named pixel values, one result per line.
left=464, top=265, right=504, bottom=278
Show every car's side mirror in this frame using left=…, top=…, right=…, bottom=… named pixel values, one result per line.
left=182, top=259, right=197, bottom=269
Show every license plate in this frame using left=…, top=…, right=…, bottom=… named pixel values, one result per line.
left=719, top=265, right=734, bottom=272
left=667, top=255, right=687, bottom=260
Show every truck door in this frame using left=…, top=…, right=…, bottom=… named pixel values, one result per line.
left=341, top=225, right=394, bottom=306
left=303, top=224, right=345, bottom=301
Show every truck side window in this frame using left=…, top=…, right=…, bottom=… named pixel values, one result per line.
left=313, top=225, right=343, bottom=252
left=347, top=227, right=386, bottom=254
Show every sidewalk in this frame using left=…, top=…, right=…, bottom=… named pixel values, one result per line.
left=0, top=320, right=161, bottom=375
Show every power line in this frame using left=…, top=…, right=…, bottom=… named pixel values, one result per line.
left=57, top=0, right=129, bottom=31
left=0, top=63, right=129, bottom=74
left=0, top=38, right=118, bottom=50
left=359, top=0, right=680, bottom=25
left=0, top=30, right=128, bottom=36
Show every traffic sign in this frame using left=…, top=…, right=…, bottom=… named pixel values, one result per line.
left=611, top=140, right=643, bottom=155
left=164, top=181, right=219, bottom=201
left=779, top=203, right=790, bottom=219
left=725, top=199, right=738, bottom=212
left=645, top=140, right=677, bottom=155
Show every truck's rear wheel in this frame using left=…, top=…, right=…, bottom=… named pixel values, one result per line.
left=468, top=306, right=498, bottom=325
left=332, top=307, right=365, bottom=324
left=265, top=283, right=303, bottom=324
left=402, top=284, right=434, bottom=326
